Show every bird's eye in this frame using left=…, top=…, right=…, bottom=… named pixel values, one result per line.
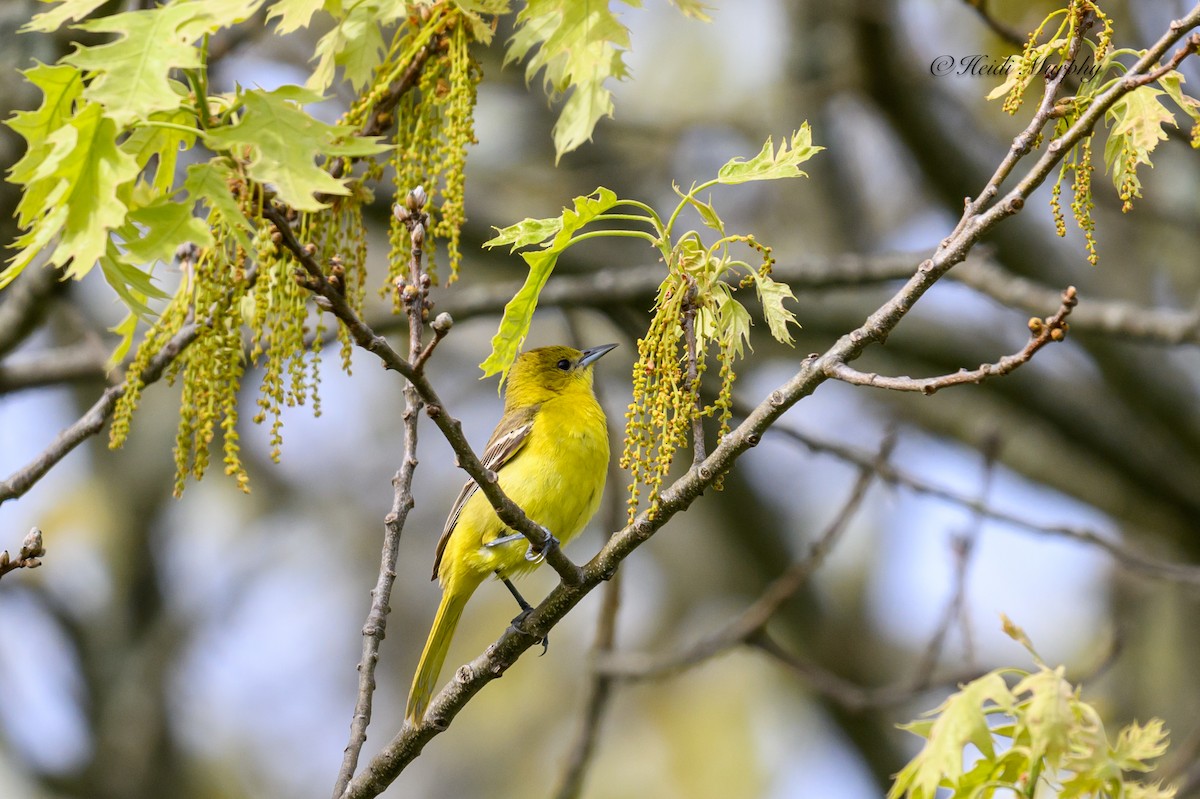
left=556, top=358, right=572, bottom=371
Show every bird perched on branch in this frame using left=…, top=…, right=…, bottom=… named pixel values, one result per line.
left=405, top=343, right=617, bottom=723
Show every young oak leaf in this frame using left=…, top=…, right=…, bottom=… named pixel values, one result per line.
left=1158, top=71, right=1200, bottom=147
left=750, top=272, right=800, bottom=346
left=717, top=124, right=822, bottom=185
left=21, top=0, right=110, bottom=33
left=888, top=671, right=1015, bottom=799
left=506, top=0, right=635, bottom=160
left=6, top=102, right=139, bottom=285
left=64, top=4, right=210, bottom=126
left=6, top=62, right=85, bottom=236
left=266, top=0, right=329, bottom=34
left=119, top=197, right=214, bottom=268
left=480, top=187, right=620, bottom=381
left=307, top=2, right=396, bottom=93
left=1012, top=666, right=1075, bottom=768
left=1104, top=85, right=1176, bottom=208
left=1112, top=719, right=1171, bottom=772
left=202, top=86, right=389, bottom=211
left=99, top=240, right=168, bottom=319
left=183, top=160, right=255, bottom=251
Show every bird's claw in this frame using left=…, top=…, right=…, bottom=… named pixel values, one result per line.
left=510, top=607, right=549, bottom=655
left=525, top=528, right=557, bottom=563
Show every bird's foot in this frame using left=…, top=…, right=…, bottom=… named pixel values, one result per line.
left=484, top=533, right=524, bottom=548
left=525, top=527, right=557, bottom=563
left=509, top=607, right=549, bottom=656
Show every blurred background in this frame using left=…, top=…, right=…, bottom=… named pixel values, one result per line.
left=2, top=0, right=1199, bottom=797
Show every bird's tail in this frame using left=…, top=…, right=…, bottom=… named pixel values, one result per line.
left=406, top=584, right=472, bottom=724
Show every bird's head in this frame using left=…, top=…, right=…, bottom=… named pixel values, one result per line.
left=503, top=343, right=618, bottom=408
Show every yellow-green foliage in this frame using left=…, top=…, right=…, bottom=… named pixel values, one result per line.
left=4, top=0, right=716, bottom=496
left=374, top=8, right=480, bottom=291
left=890, top=618, right=1176, bottom=799
left=989, top=0, right=1200, bottom=265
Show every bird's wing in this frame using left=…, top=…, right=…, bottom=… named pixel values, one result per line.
left=431, top=404, right=539, bottom=579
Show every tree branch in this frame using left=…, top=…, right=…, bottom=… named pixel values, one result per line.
left=826, top=286, right=1077, bottom=394
left=332, top=190, right=433, bottom=799
left=0, top=343, right=110, bottom=394
left=595, top=433, right=889, bottom=682
left=747, top=414, right=1200, bottom=589
left=912, top=433, right=998, bottom=684
left=0, top=264, right=66, bottom=359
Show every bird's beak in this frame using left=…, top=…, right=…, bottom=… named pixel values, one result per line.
left=579, top=343, right=618, bottom=368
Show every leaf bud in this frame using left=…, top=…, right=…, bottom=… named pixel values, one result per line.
left=407, top=185, right=427, bottom=211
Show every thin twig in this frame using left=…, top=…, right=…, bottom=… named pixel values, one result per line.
left=680, top=276, right=707, bottom=467
left=0, top=343, right=110, bottom=394
left=595, top=433, right=891, bottom=682
left=746, top=414, right=1200, bottom=589
left=1124, top=32, right=1200, bottom=89
left=0, top=528, right=45, bottom=581
left=332, top=190, right=433, bottom=799
left=826, top=286, right=1078, bottom=394
left=751, top=632, right=985, bottom=713
left=912, top=433, right=999, bottom=686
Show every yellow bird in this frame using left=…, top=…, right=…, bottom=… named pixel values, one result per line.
left=405, top=343, right=616, bottom=723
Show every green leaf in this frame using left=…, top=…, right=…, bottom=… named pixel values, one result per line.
left=506, top=0, right=637, bottom=160
left=1012, top=666, right=1075, bottom=768
left=202, top=86, right=389, bottom=211
left=184, top=161, right=254, bottom=251
left=6, top=62, right=85, bottom=230
left=6, top=102, right=139, bottom=284
left=665, top=0, right=712, bottom=21
left=681, top=188, right=724, bottom=235
left=718, top=124, right=822, bottom=184
left=120, top=197, right=214, bottom=266
left=454, top=0, right=511, bottom=44
left=1104, top=86, right=1176, bottom=201
left=22, top=0, right=110, bottom=33
left=306, top=1, right=410, bottom=92
left=750, top=272, right=799, bottom=346
left=710, top=282, right=752, bottom=359
left=267, top=0, right=329, bottom=33
left=65, top=5, right=207, bottom=126
left=99, top=240, right=166, bottom=318
left=888, top=672, right=1015, bottom=799
left=120, top=109, right=198, bottom=192
left=480, top=187, right=621, bottom=380
left=1112, top=719, right=1170, bottom=772
left=484, top=216, right=568, bottom=252
left=107, top=311, right=140, bottom=369
left=1159, top=70, right=1200, bottom=147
